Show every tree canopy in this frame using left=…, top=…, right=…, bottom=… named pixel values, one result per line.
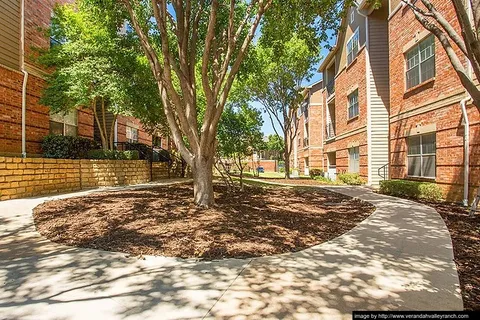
left=39, top=1, right=165, bottom=149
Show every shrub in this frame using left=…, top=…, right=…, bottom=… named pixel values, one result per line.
left=125, top=142, right=152, bottom=160
left=42, top=135, right=98, bottom=159
left=313, top=176, right=340, bottom=184
left=309, top=168, right=324, bottom=178
left=87, top=149, right=139, bottom=160
left=379, top=179, right=443, bottom=201
left=337, top=173, right=365, bottom=185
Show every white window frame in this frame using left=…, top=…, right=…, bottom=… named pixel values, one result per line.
left=347, top=28, right=359, bottom=65
left=407, top=133, right=436, bottom=179
left=49, top=110, right=78, bottom=136
left=126, top=126, right=139, bottom=143
left=348, top=89, right=359, bottom=119
left=348, top=146, right=360, bottom=173
left=405, top=35, right=435, bottom=90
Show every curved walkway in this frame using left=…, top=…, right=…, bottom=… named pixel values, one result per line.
left=0, top=180, right=462, bottom=319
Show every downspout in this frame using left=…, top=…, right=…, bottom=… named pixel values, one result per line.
left=21, top=0, right=28, bottom=158
left=460, top=96, right=471, bottom=207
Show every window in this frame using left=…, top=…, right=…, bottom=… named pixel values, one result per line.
left=348, top=147, right=360, bottom=173
left=350, top=10, right=355, bottom=23
left=153, top=136, right=162, bottom=148
left=126, top=126, right=139, bottom=143
left=407, top=133, right=436, bottom=178
left=348, top=89, right=359, bottom=119
left=406, top=35, right=435, bottom=89
left=347, top=28, right=359, bottom=65
left=49, top=110, right=78, bottom=136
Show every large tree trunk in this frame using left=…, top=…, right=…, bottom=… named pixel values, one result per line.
left=192, top=154, right=215, bottom=208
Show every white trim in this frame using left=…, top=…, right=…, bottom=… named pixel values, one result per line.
left=346, top=27, right=360, bottom=66
left=361, top=13, right=372, bottom=185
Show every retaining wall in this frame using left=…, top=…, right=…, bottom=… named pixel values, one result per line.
left=0, top=157, right=171, bottom=201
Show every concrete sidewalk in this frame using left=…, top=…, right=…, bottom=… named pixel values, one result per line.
left=0, top=181, right=463, bottom=319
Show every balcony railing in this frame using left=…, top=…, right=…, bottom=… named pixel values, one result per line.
left=326, top=122, right=335, bottom=140
left=326, top=79, right=335, bottom=99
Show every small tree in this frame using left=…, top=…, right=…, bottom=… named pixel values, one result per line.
left=264, top=134, right=285, bottom=161
left=217, top=104, right=264, bottom=190
left=39, top=1, right=163, bottom=150
left=244, top=34, right=319, bottom=178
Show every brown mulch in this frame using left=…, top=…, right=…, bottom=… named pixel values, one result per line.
left=33, top=183, right=374, bottom=260
left=419, top=200, right=480, bottom=310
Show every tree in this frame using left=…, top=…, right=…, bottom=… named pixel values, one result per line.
left=402, top=0, right=480, bottom=213
left=244, top=34, right=319, bottom=178
left=264, top=134, right=285, bottom=161
left=86, top=0, right=357, bottom=207
left=217, top=104, right=264, bottom=190
left=39, top=1, right=164, bottom=150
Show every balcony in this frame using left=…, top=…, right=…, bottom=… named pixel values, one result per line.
left=326, top=122, right=335, bottom=140
left=326, top=79, right=335, bottom=100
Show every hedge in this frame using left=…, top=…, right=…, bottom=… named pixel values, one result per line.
left=379, top=179, right=443, bottom=201
left=42, top=135, right=98, bottom=159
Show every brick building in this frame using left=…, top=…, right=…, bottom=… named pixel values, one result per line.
left=292, top=80, right=324, bottom=176
left=319, top=0, right=390, bottom=186
left=0, top=0, right=167, bottom=157
left=388, top=0, right=480, bottom=203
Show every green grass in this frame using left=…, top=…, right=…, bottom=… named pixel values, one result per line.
left=242, top=171, right=286, bottom=179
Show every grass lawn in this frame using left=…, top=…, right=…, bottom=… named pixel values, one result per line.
left=242, top=171, right=286, bottom=179
left=33, top=182, right=374, bottom=260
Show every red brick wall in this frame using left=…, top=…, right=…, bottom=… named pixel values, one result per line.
left=389, top=0, right=480, bottom=202
left=24, top=0, right=73, bottom=69
left=116, top=115, right=153, bottom=146
left=291, top=82, right=324, bottom=173
left=0, top=0, right=94, bottom=157
left=323, top=45, right=369, bottom=181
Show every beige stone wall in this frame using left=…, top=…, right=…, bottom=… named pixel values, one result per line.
left=0, top=157, right=173, bottom=201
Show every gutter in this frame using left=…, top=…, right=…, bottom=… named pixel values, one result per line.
left=460, top=96, right=471, bottom=207
left=21, top=0, right=28, bottom=158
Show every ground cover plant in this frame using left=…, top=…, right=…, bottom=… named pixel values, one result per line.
left=33, top=183, right=374, bottom=260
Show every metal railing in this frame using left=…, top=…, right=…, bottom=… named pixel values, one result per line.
left=378, top=163, right=389, bottom=181
left=326, top=122, right=335, bottom=140
left=326, top=79, right=335, bottom=98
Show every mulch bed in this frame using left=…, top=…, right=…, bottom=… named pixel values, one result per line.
left=33, top=183, right=374, bottom=260
left=419, top=200, right=480, bottom=310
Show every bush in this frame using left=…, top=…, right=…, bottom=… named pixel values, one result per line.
left=379, top=179, right=443, bottom=201
left=87, top=149, right=139, bottom=160
left=337, top=173, right=365, bottom=185
left=313, top=176, right=340, bottom=184
left=309, top=168, right=324, bottom=178
left=125, top=142, right=152, bottom=160
left=42, top=135, right=98, bottom=159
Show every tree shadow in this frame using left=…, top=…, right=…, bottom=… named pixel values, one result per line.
left=0, top=187, right=462, bottom=319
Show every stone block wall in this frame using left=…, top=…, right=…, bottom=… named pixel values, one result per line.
left=0, top=157, right=173, bottom=201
